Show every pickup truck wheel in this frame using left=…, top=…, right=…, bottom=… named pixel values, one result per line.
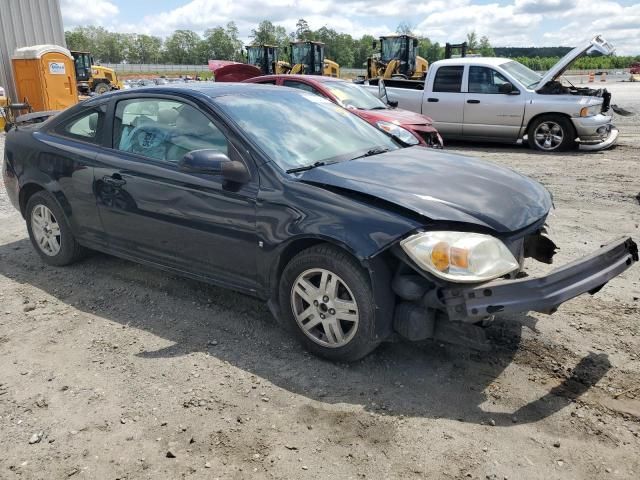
left=279, top=244, right=380, bottom=362
left=528, top=115, right=575, bottom=152
left=26, top=191, right=86, bottom=266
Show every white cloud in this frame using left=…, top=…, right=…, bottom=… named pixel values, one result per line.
left=59, top=0, right=640, bottom=55
left=61, top=0, right=119, bottom=23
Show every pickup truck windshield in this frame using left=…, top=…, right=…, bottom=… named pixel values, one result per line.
left=501, top=61, right=542, bottom=89
left=324, top=81, right=388, bottom=110
left=215, top=89, right=399, bottom=171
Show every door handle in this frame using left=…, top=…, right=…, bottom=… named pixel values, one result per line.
left=467, top=99, right=480, bottom=104
left=427, top=97, right=439, bottom=102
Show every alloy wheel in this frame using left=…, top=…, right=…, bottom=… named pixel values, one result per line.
left=31, top=204, right=61, bottom=256
left=290, top=268, right=359, bottom=348
left=534, top=121, right=564, bottom=151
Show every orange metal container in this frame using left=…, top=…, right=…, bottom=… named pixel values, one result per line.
left=11, top=45, right=78, bottom=112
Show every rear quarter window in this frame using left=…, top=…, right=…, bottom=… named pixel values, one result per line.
left=433, top=66, right=464, bottom=93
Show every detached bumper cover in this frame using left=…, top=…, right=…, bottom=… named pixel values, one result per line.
left=442, top=237, right=637, bottom=322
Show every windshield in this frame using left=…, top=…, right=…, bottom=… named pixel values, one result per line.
left=292, top=44, right=311, bottom=66
left=381, top=37, right=405, bottom=63
left=324, top=81, right=387, bottom=110
left=215, top=89, right=399, bottom=171
left=247, top=47, right=262, bottom=66
left=501, top=60, right=542, bottom=89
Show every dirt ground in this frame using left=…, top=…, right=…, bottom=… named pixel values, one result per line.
left=1, top=82, right=639, bottom=480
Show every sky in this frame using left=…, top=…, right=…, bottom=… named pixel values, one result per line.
left=60, top=0, right=640, bottom=55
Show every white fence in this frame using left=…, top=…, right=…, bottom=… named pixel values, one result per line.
left=101, top=63, right=367, bottom=77
left=102, top=63, right=210, bottom=73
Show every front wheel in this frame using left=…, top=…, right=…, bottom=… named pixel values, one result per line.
left=278, top=244, right=381, bottom=361
left=527, top=115, right=576, bottom=152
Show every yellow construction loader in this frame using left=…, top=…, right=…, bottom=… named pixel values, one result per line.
left=245, top=44, right=290, bottom=75
left=367, top=34, right=428, bottom=80
left=71, top=51, right=124, bottom=95
left=285, top=41, right=340, bottom=77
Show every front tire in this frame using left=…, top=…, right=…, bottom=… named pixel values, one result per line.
left=527, top=114, right=576, bottom=152
left=278, top=244, right=381, bottom=361
left=26, top=191, right=86, bottom=266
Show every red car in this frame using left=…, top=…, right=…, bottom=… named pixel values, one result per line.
left=243, top=75, right=443, bottom=148
left=630, top=63, right=640, bottom=74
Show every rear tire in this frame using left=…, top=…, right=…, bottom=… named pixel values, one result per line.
left=278, top=244, right=381, bottom=362
left=25, top=191, right=86, bottom=266
left=93, top=82, right=111, bottom=95
left=527, top=114, right=576, bottom=152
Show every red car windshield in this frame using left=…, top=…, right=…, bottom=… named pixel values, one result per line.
left=323, top=81, right=387, bottom=110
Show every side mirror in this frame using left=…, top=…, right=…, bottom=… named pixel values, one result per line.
left=388, top=99, right=399, bottom=108
left=179, top=149, right=250, bottom=183
left=378, top=79, right=388, bottom=101
left=499, top=82, right=518, bottom=94
left=413, top=38, right=418, bottom=48
left=372, top=40, right=377, bottom=49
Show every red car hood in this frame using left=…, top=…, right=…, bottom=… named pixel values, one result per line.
left=354, top=107, right=434, bottom=127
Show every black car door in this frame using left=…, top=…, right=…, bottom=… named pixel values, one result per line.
left=36, top=105, right=108, bottom=248
left=93, top=94, right=259, bottom=293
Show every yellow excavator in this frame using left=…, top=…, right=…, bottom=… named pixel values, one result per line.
left=71, top=51, right=124, bottom=95
left=285, top=41, right=340, bottom=77
left=367, top=34, right=428, bottom=80
left=245, top=44, right=290, bottom=75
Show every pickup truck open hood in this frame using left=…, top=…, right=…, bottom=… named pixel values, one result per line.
left=536, top=35, right=615, bottom=91
left=300, top=147, right=552, bottom=233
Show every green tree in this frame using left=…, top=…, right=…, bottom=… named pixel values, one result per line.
left=199, top=22, right=243, bottom=62
left=163, top=30, right=201, bottom=64
left=466, top=31, right=478, bottom=51
left=396, top=21, right=415, bottom=36
left=127, top=35, right=163, bottom=63
left=295, top=18, right=313, bottom=41
left=479, top=35, right=494, bottom=57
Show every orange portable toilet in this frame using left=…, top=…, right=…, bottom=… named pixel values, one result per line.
left=11, top=44, right=78, bottom=112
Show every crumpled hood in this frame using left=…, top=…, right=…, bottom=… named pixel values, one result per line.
left=300, top=147, right=552, bottom=233
left=536, top=35, right=614, bottom=91
left=356, top=107, right=434, bottom=126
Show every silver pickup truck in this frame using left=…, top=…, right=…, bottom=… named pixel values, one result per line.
left=371, top=35, right=618, bottom=152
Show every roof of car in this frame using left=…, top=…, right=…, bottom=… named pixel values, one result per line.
left=246, top=74, right=344, bottom=83
left=433, top=57, right=512, bottom=67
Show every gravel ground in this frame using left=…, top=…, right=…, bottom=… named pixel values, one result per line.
left=0, top=82, right=639, bottom=479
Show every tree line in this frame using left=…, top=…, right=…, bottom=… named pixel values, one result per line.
left=65, top=20, right=640, bottom=70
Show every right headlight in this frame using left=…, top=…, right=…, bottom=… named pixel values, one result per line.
left=400, top=231, right=519, bottom=283
left=579, top=104, right=601, bottom=117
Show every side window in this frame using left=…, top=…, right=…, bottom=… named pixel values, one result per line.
left=113, top=98, right=228, bottom=164
left=283, top=80, right=320, bottom=95
left=255, top=80, right=276, bottom=85
left=56, top=108, right=105, bottom=143
left=468, top=66, right=510, bottom=94
left=433, top=66, right=464, bottom=93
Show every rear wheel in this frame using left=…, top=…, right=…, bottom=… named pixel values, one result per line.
left=26, top=191, right=86, bottom=266
left=279, top=244, right=381, bottom=361
left=527, top=115, right=576, bottom=152
left=93, top=82, right=111, bottom=95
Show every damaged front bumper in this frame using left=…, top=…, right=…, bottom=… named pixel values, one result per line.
left=572, top=114, right=619, bottom=151
left=441, top=237, right=638, bottom=322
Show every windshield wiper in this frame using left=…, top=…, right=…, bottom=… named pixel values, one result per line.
left=351, top=147, right=391, bottom=160
left=286, top=161, right=326, bottom=174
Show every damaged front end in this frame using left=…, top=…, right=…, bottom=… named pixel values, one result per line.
left=389, top=225, right=638, bottom=350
